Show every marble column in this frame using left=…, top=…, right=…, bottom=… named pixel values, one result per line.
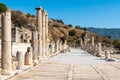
left=80, top=38, right=83, bottom=48
left=92, top=37, right=94, bottom=47
left=45, top=13, right=49, bottom=57
left=55, top=40, right=59, bottom=54
left=36, top=7, right=43, bottom=61
left=17, top=51, right=24, bottom=70
left=97, top=43, right=102, bottom=57
left=32, top=31, right=38, bottom=64
left=1, top=11, right=12, bottom=75
left=42, top=10, right=47, bottom=59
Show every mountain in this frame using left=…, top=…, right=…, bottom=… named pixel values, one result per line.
left=87, top=27, right=120, bottom=40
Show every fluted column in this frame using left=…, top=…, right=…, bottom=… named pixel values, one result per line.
left=1, top=11, right=12, bottom=75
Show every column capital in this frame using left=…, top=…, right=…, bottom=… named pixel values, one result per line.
left=36, top=7, right=42, bottom=10
left=42, top=10, right=46, bottom=14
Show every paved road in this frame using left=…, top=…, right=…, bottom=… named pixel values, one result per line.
left=9, top=48, right=120, bottom=80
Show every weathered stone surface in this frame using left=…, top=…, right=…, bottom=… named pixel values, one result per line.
left=24, top=47, right=33, bottom=65
left=17, top=51, right=24, bottom=70
left=1, top=11, right=12, bottom=75
left=32, top=31, right=39, bottom=64
left=8, top=49, right=120, bottom=80
left=36, top=7, right=43, bottom=61
left=96, top=43, right=102, bottom=57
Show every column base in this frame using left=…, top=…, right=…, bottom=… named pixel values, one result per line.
left=33, top=59, right=39, bottom=66
left=1, top=69, right=12, bottom=75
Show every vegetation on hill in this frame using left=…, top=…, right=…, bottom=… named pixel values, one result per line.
left=113, top=39, right=120, bottom=49
left=87, top=27, right=120, bottom=40
left=48, top=19, right=114, bottom=47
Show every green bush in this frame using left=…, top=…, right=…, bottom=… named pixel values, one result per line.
left=0, top=3, right=7, bottom=13
left=113, top=39, right=120, bottom=49
left=75, top=25, right=81, bottom=29
left=69, top=29, right=76, bottom=36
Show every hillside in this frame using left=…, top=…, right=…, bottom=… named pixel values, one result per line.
left=48, top=19, right=113, bottom=47
left=87, top=27, right=120, bottom=40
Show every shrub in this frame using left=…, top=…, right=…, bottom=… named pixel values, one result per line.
left=69, top=29, right=76, bottom=36
left=0, top=3, right=7, bottom=13
left=113, top=39, right=120, bottom=49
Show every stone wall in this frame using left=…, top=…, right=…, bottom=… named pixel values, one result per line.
left=12, top=43, right=31, bottom=55
left=0, top=41, right=31, bottom=57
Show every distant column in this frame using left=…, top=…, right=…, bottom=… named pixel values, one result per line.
left=42, top=10, right=47, bottom=59
left=55, top=40, right=59, bottom=54
left=45, top=13, right=49, bottom=57
left=92, top=37, right=94, bottom=47
left=36, top=7, right=43, bottom=61
left=105, top=50, right=111, bottom=60
left=80, top=38, right=83, bottom=48
left=97, top=43, right=102, bottom=57
left=1, top=11, right=12, bottom=75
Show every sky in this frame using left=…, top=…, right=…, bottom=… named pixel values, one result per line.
left=1, top=0, right=120, bottom=28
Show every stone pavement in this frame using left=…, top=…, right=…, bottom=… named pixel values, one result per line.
left=8, top=48, right=120, bottom=80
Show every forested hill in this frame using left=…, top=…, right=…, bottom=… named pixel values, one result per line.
left=87, top=27, right=120, bottom=40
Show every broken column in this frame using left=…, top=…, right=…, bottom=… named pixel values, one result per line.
left=97, top=43, right=102, bottom=57
left=17, top=51, right=24, bottom=70
left=25, top=47, right=33, bottom=65
left=105, top=50, right=111, bottom=60
left=36, top=7, right=43, bottom=61
left=1, top=11, right=12, bottom=75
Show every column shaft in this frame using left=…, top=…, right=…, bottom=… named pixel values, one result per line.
left=1, top=11, right=12, bottom=75
left=36, top=7, right=43, bottom=60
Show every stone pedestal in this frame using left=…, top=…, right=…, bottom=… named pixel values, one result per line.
left=1, top=11, right=12, bottom=75
left=105, top=50, right=111, bottom=60
left=25, top=47, right=33, bottom=65
left=17, top=51, right=24, bottom=70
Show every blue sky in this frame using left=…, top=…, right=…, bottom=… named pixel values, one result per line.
left=1, top=0, right=120, bottom=28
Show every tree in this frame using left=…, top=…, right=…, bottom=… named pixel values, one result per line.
left=0, top=3, right=7, bottom=13
left=69, top=29, right=76, bottom=36
left=56, top=19, right=64, bottom=24
left=68, top=24, right=73, bottom=27
left=26, top=13, right=31, bottom=17
left=75, top=25, right=81, bottom=29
